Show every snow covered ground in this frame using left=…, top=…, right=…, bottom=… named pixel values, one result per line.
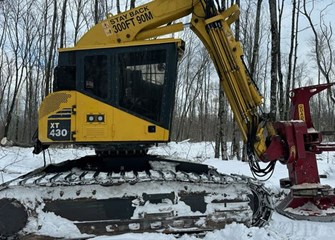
left=1, top=141, right=335, bottom=239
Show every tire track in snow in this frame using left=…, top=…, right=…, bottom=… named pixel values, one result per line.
left=268, top=213, right=335, bottom=240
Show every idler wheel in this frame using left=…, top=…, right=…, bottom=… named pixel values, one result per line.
left=0, top=198, right=28, bottom=237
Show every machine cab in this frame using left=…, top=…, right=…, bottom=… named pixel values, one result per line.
left=53, top=41, right=183, bottom=130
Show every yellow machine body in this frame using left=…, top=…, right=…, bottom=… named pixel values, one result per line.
left=37, top=0, right=268, bottom=157
left=38, top=91, right=169, bottom=144
left=37, top=39, right=183, bottom=147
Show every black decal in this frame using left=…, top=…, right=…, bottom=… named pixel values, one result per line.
left=136, top=11, right=153, bottom=24
left=48, top=119, right=71, bottom=141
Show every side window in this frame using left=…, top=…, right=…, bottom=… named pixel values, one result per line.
left=84, top=55, right=108, bottom=98
left=54, top=51, right=76, bottom=92
left=53, top=66, right=76, bottom=91
left=118, top=49, right=166, bottom=122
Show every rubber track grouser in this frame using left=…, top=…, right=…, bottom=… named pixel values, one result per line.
left=0, top=156, right=272, bottom=238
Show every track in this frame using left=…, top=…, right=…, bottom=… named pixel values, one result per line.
left=0, top=155, right=273, bottom=238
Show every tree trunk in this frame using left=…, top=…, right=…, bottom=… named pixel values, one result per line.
left=116, top=0, right=121, bottom=14
left=277, top=0, right=284, bottom=119
left=231, top=0, right=241, bottom=160
left=234, top=0, right=240, bottom=41
left=60, top=0, right=68, bottom=48
left=94, top=0, right=99, bottom=24
left=268, top=0, right=279, bottom=121
left=250, top=0, right=262, bottom=79
left=291, top=0, right=300, bottom=90
left=284, top=0, right=297, bottom=119
left=74, top=0, right=83, bottom=45
left=130, top=0, right=136, bottom=9
left=44, top=0, right=57, bottom=97
left=215, top=88, right=228, bottom=160
left=231, top=120, right=241, bottom=160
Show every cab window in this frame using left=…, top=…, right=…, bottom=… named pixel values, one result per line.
left=118, top=49, right=166, bottom=122
left=83, top=55, right=108, bottom=98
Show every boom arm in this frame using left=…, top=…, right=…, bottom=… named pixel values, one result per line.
left=77, top=0, right=271, bottom=164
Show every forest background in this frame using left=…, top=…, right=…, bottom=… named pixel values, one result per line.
left=0, top=0, right=334, bottom=160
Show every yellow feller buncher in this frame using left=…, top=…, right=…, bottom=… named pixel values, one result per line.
left=1, top=0, right=335, bottom=238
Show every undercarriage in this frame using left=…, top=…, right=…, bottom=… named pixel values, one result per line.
left=0, top=155, right=273, bottom=238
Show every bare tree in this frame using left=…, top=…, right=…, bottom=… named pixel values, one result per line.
left=2, top=0, right=34, bottom=139
left=130, top=0, right=136, bottom=9
left=277, top=0, right=284, bottom=119
left=116, top=0, right=121, bottom=14
left=44, top=0, right=58, bottom=96
left=268, top=0, right=279, bottom=121
left=60, top=0, right=68, bottom=48
left=94, top=0, right=99, bottom=24
left=172, top=29, right=218, bottom=142
left=73, top=0, right=84, bottom=44
left=284, top=0, right=299, bottom=119
left=21, top=2, right=45, bottom=143
left=290, top=0, right=301, bottom=93
left=302, top=0, right=335, bottom=132
left=215, top=89, right=229, bottom=160
left=0, top=3, right=9, bottom=120
left=230, top=0, right=241, bottom=160
left=250, top=0, right=263, bottom=79
left=235, top=0, right=240, bottom=41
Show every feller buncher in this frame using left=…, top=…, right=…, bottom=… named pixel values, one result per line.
left=1, top=0, right=335, bottom=238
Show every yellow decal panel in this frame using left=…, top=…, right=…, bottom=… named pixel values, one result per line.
left=38, top=91, right=76, bottom=143
left=298, top=104, right=306, bottom=121
left=102, top=6, right=153, bottom=36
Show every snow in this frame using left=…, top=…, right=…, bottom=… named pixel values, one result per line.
left=25, top=211, right=89, bottom=239
left=285, top=202, right=335, bottom=216
left=1, top=142, right=335, bottom=239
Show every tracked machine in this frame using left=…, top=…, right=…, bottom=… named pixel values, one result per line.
left=1, top=0, right=335, bottom=238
